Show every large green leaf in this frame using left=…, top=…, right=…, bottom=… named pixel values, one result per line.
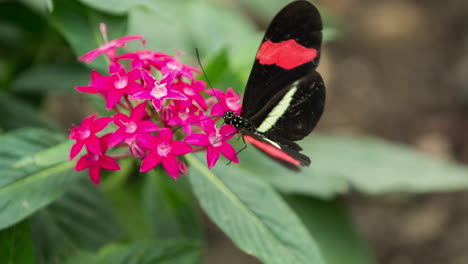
left=235, top=145, right=346, bottom=199
left=0, top=128, right=85, bottom=229
left=0, top=93, right=58, bottom=131
left=11, top=63, right=90, bottom=93
left=142, top=169, right=202, bottom=241
left=234, top=133, right=468, bottom=198
left=49, top=0, right=129, bottom=72
left=31, top=178, right=121, bottom=264
left=64, top=239, right=201, bottom=264
left=185, top=153, right=325, bottom=264
left=285, top=196, right=376, bottom=264
left=306, top=134, right=468, bottom=194
left=0, top=220, right=35, bottom=264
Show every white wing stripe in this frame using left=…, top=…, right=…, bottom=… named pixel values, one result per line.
left=257, top=86, right=297, bottom=133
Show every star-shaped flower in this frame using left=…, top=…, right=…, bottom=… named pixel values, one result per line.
left=139, top=128, right=193, bottom=178
left=185, top=118, right=238, bottom=168
left=79, top=23, right=145, bottom=63
left=161, top=57, right=200, bottom=82
left=108, top=102, right=159, bottom=147
left=75, top=134, right=120, bottom=185
left=131, top=71, right=187, bottom=111
left=205, top=88, right=242, bottom=116
left=91, top=62, right=144, bottom=110
left=165, top=102, right=202, bottom=135
left=117, top=50, right=172, bottom=71
left=69, top=114, right=112, bottom=159
left=173, top=80, right=208, bottom=110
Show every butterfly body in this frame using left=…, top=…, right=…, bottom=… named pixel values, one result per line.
left=223, top=0, right=325, bottom=168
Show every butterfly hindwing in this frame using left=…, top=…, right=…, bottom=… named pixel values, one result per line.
left=241, top=0, right=323, bottom=120
left=249, top=71, right=325, bottom=141
left=242, top=129, right=311, bottom=168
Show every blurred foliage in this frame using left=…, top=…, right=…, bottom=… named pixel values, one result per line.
left=0, top=0, right=466, bottom=264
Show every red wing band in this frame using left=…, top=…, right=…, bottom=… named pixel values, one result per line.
left=244, top=135, right=301, bottom=166
left=256, top=39, right=317, bottom=70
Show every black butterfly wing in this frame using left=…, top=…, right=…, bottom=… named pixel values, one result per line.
left=250, top=71, right=325, bottom=141
left=241, top=0, right=323, bottom=120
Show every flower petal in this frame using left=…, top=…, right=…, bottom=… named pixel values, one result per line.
left=82, top=113, right=97, bottom=126
left=99, top=155, right=121, bottom=171
left=75, top=86, right=98, bottom=93
left=220, top=142, right=239, bottom=164
left=137, top=133, right=158, bottom=150
left=220, top=124, right=238, bottom=139
left=86, top=135, right=102, bottom=154
left=130, top=102, right=147, bottom=120
left=152, top=98, right=163, bottom=111
left=206, top=146, right=220, bottom=169
left=167, top=90, right=188, bottom=100
left=162, top=155, right=179, bottom=179
left=140, top=152, right=161, bottom=172
left=209, top=103, right=225, bottom=116
left=70, top=142, right=84, bottom=160
left=139, top=121, right=159, bottom=133
left=93, top=116, right=112, bottom=132
left=89, top=165, right=101, bottom=185
left=171, top=141, right=193, bottom=155
left=105, top=90, right=123, bottom=110
left=109, top=62, right=124, bottom=74
left=158, top=128, right=173, bottom=141
left=75, top=155, right=91, bottom=171
left=184, top=134, right=210, bottom=146
left=130, top=90, right=151, bottom=101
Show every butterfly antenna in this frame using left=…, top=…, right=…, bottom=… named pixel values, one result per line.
left=195, top=48, right=226, bottom=111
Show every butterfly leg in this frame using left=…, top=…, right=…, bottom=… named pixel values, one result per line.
left=226, top=135, right=247, bottom=165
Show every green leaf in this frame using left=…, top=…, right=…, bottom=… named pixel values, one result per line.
left=0, top=93, right=58, bottom=131
left=0, top=128, right=85, bottom=229
left=306, top=134, right=468, bottom=194
left=285, top=196, right=376, bottom=264
left=76, top=0, right=138, bottom=14
left=49, top=0, right=129, bottom=72
left=64, top=239, right=201, bottom=264
left=236, top=145, right=346, bottom=199
left=128, top=1, right=256, bottom=58
left=142, top=169, right=202, bottom=241
left=11, top=63, right=90, bottom=93
left=236, top=133, right=468, bottom=198
left=0, top=220, right=35, bottom=264
left=31, top=178, right=121, bottom=264
left=185, top=153, right=325, bottom=264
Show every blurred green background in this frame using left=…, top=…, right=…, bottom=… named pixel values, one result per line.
left=1, top=0, right=468, bottom=264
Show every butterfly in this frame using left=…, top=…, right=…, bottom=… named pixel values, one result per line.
left=222, top=0, right=325, bottom=169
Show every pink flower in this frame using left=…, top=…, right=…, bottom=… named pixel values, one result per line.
left=75, top=70, right=103, bottom=94
left=185, top=119, right=239, bottom=168
left=205, top=88, right=242, bottom=116
left=128, top=135, right=149, bottom=159
left=69, top=114, right=112, bottom=159
left=178, top=160, right=188, bottom=175
left=131, top=70, right=187, bottom=111
left=118, top=50, right=172, bottom=71
left=161, top=57, right=200, bottom=82
left=165, top=102, right=202, bottom=135
left=109, top=102, right=159, bottom=147
left=173, top=80, right=208, bottom=110
left=89, top=62, right=143, bottom=110
left=140, top=128, right=193, bottom=178
left=79, top=23, right=145, bottom=63
left=75, top=134, right=120, bottom=185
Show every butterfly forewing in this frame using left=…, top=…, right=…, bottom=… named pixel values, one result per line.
left=241, top=0, right=323, bottom=120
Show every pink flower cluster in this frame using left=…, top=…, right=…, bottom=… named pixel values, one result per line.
left=69, top=24, right=242, bottom=185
